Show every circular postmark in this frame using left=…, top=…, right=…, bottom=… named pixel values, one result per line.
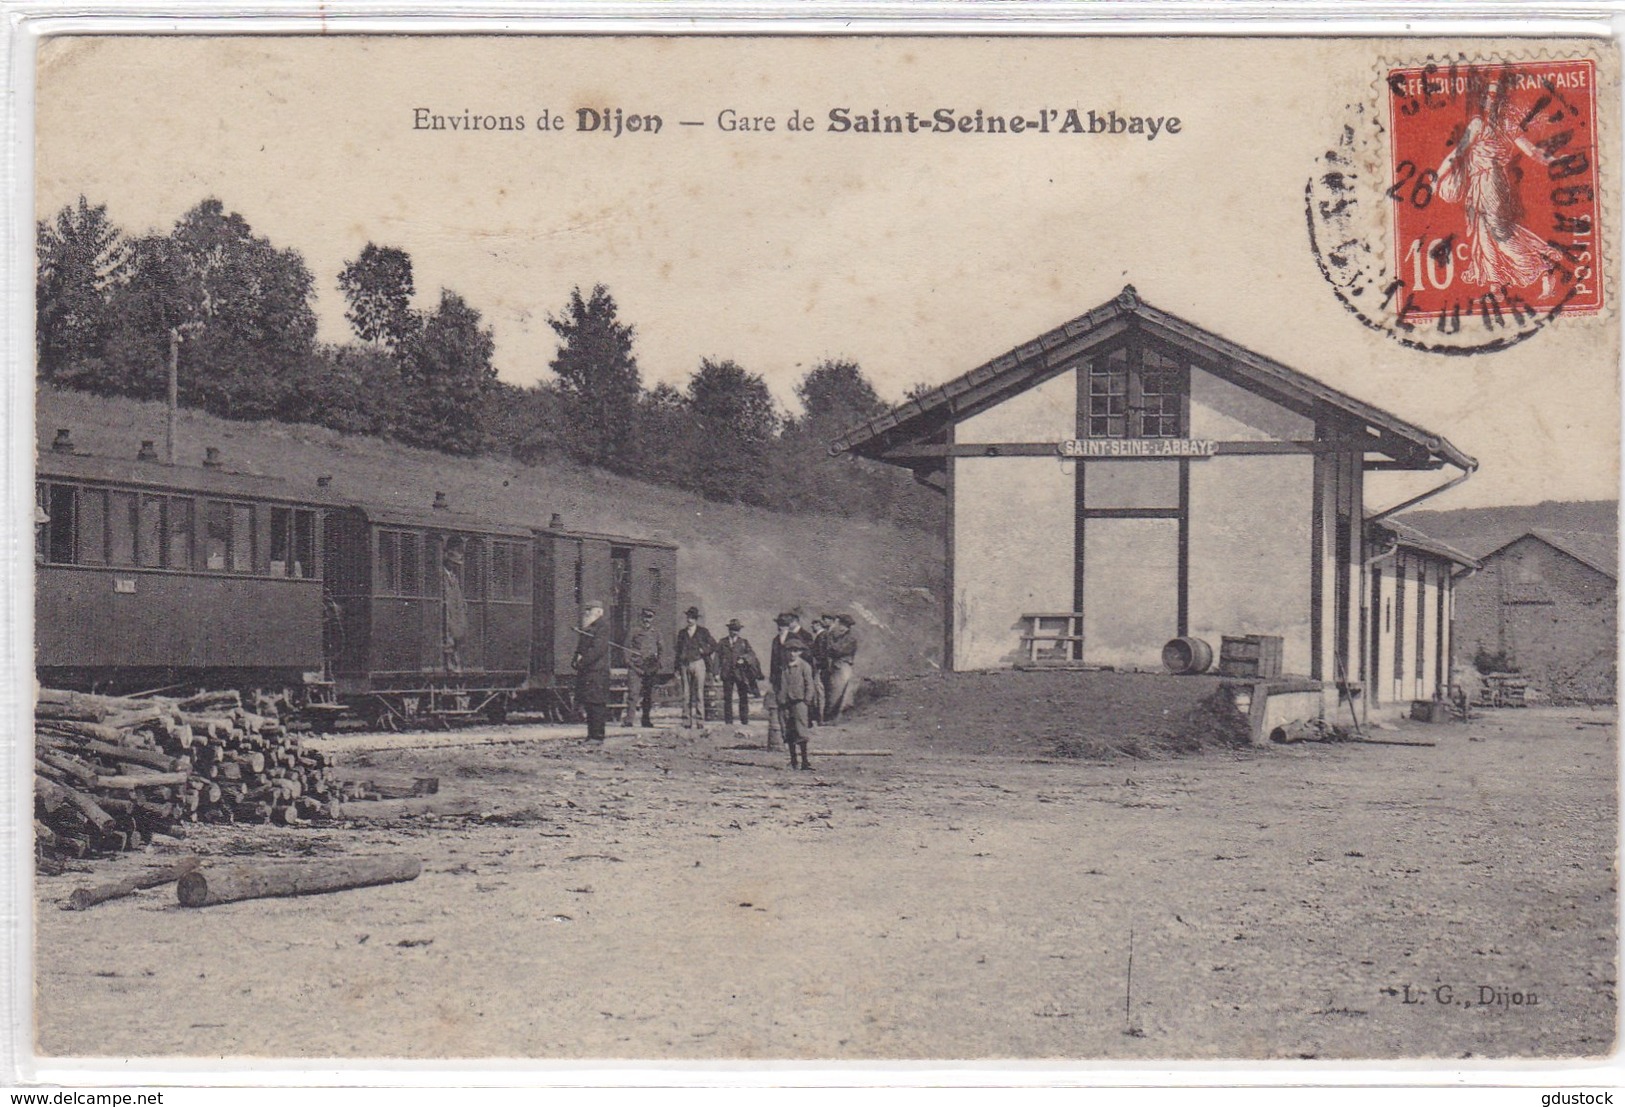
left=1307, top=53, right=1605, bottom=355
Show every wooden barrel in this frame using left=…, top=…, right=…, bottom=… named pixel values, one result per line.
left=1161, top=636, right=1214, bottom=675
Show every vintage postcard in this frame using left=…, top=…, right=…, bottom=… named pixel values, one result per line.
left=19, top=29, right=1621, bottom=1074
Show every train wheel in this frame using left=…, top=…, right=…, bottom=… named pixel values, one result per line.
left=484, top=695, right=509, bottom=724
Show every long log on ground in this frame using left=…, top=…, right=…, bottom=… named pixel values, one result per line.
left=64, top=856, right=203, bottom=910
left=1352, top=737, right=1438, bottom=748
left=176, top=855, right=423, bottom=907
left=326, top=771, right=440, bottom=798
left=806, top=749, right=893, bottom=757
left=324, top=796, right=479, bottom=820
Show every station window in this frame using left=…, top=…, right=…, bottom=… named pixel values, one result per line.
left=1087, top=345, right=1188, bottom=439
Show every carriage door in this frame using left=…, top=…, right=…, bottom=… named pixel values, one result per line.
left=610, top=546, right=633, bottom=654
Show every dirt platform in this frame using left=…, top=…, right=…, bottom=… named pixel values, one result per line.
left=32, top=700, right=1617, bottom=1062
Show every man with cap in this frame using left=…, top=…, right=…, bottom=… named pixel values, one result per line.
left=623, top=606, right=664, bottom=728
left=572, top=601, right=612, bottom=743
left=675, top=606, right=717, bottom=728
left=440, top=536, right=469, bottom=673
left=823, top=613, right=860, bottom=723
left=714, top=618, right=763, bottom=726
left=779, top=636, right=818, bottom=770
left=767, top=611, right=814, bottom=748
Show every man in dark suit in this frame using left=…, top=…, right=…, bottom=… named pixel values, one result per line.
left=714, top=618, right=762, bottom=726
left=675, top=605, right=717, bottom=728
left=572, top=600, right=612, bottom=743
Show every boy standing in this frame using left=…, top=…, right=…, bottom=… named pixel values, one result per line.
left=780, top=638, right=818, bottom=771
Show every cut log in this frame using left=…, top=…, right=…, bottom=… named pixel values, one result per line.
left=177, top=855, right=423, bottom=907
left=64, top=857, right=203, bottom=910
left=324, top=796, right=480, bottom=820
left=38, top=750, right=100, bottom=788
left=60, top=784, right=115, bottom=833
left=178, top=690, right=241, bottom=712
left=93, top=771, right=191, bottom=790
left=327, top=771, right=440, bottom=798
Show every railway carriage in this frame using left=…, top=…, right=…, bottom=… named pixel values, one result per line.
left=35, top=430, right=679, bottom=725
left=35, top=435, right=338, bottom=698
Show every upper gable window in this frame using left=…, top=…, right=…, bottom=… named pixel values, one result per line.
left=1087, top=345, right=1187, bottom=439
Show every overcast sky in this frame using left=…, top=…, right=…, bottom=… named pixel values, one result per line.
left=34, top=35, right=1621, bottom=511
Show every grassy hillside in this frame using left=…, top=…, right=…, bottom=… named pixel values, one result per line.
left=1399, top=500, right=1618, bottom=559
left=36, top=388, right=946, bottom=677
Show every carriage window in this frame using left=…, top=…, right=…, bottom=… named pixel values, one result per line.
left=377, top=531, right=400, bottom=595
left=292, top=510, right=315, bottom=579
left=231, top=504, right=254, bottom=572
left=107, top=491, right=137, bottom=566
left=138, top=495, right=163, bottom=568
left=270, top=508, right=290, bottom=576
left=464, top=537, right=484, bottom=599
left=492, top=541, right=511, bottom=601
left=400, top=532, right=421, bottom=596
left=424, top=534, right=442, bottom=596
left=511, top=542, right=531, bottom=599
left=573, top=548, right=584, bottom=605
left=167, top=498, right=193, bottom=570
left=35, top=484, right=48, bottom=563
left=203, top=501, right=230, bottom=571
left=648, top=566, right=663, bottom=608
left=78, top=488, right=106, bottom=565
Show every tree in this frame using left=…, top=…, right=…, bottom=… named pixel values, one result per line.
left=795, top=358, right=886, bottom=435
left=548, top=284, right=641, bottom=470
left=167, top=199, right=317, bottom=356
left=338, top=244, right=416, bottom=350
left=685, top=358, right=780, bottom=504
left=399, top=289, right=496, bottom=455
left=36, top=196, right=129, bottom=381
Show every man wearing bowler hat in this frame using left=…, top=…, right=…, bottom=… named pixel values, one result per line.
left=623, top=606, right=664, bottom=728
left=572, top=600, right=612, bottom=743
left=714, top=618, right=763, bottom=726
left=675, top=605, right=716, bottom=728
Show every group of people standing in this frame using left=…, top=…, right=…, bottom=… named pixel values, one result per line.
left=569, top=601, right=859, bottom=769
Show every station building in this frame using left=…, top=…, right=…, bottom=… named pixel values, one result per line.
left=830, top=287, right=1477, bottom=710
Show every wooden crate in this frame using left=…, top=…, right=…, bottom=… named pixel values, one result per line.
left=1218, top=635, right=1284, bottom=679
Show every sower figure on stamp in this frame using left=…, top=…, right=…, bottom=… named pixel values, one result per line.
left=780, top=637, right=818, bottom=771
left=572, top=601, right=612, bottom=744
left=675, top=605, right=716, bottom=728
left=623, top=606, right=663, bottom=728
left=715, top=618, right=762, bottom=726
left=823, top=612, right=859, bottom=723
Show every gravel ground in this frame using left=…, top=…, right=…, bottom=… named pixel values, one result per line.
left=32, top=686, right=1617, bottom=1063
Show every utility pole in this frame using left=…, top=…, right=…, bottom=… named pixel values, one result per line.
left=166, top=326, right=180, bottom=464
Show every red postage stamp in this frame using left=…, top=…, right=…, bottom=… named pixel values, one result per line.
left=1386, top=57, right=1602, bottom=324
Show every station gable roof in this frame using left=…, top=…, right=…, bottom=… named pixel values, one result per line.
left=828, top=286, right=1475, bottom=473
left=1482, top=529, right=1619, bottom=581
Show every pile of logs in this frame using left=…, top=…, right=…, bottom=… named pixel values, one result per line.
left=35, top=687, right=335, bottom=863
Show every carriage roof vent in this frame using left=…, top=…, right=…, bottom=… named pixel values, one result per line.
left=550, top=513, right=564, bottom=529
left=317, top=475, right=332, bottom=488
left=137, top=440, right=158, bottom=461
left=203, top=446, right=223, bottom=469
left=433, top=491, right=449, bottom=510
left=51, top=429, right=74, bottom=454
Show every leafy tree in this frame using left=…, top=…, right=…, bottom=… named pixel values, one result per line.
left=167, top=199, right=317, bottom=356
left=338, top=243, right=416, bottom=350
left=399, top=289, right=496, bottom=455
left=686, top=358, right=780, bottom=504
left=795, top=358, right=886, bottom=435
left=548, top=284, right=641, bottom=470
left=36, top=196, right=129, bottom=381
